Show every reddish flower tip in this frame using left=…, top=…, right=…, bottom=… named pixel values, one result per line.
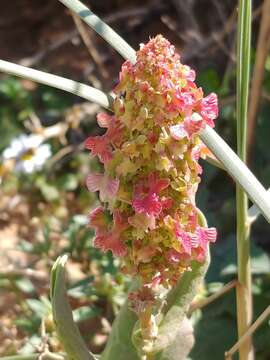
left=94, top=233, right=127, bottom=257
left=88, top=206, right=108, bottom=231
left=85, top=135, right=112, bottom=163
left=86, top=173, right=119, bottom=202
left=200, top=93, right=218, bottom=127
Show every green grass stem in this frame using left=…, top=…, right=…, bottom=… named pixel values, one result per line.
left=235, top=0, right=253, bottom=359
left=0, top=60, right=113, bottom=110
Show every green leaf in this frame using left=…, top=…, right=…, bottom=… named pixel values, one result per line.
left=197, top=69, right=220, bottom=94
left=156, top=318, right=194, bottom=360
left=15, top=278, right=35, bottom=294
left=16, top=240, right=34, bottom=253
left=26, top=299, right=50, bottom=318
left=50, top=255, right=98, bottom=360
left=207, top=235, right=270, bottom=281
left=190, top=309, right=236, bottom=359
left=15, top=317, right=41, bottom=334
left=100, top=294, right=139, bottom=360
left=56, top=174, right=79, bottom=191
left=68, top=276, right=96, bottom=299
left=102, top=233, right=210, bottom=359
left=36, top=177, right=60, bottom=202
left=73, top=306, right=100, bottom=323
left=148, top=253, right=210, bottom=356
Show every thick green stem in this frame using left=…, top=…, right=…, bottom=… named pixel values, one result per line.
left=0, top=60, right=113, bottom=110
left=236, top=0, right=253, bottom=359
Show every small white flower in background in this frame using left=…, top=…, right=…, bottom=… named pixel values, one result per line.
left=2, top=134, right=52, bottom=174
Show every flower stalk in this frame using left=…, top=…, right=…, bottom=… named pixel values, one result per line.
left=0, top=60, right=113, bottom=110
left=235, top=0, right=254, bottom=359
left=139, top=304, right=155, bottom=360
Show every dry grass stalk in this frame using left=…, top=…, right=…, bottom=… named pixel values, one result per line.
left=71, top=12, right=109, bottom=79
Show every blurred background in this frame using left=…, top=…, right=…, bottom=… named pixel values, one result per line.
left=0, top=0, right=270, bottom=358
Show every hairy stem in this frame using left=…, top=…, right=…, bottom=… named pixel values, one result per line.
left=139, top=305, right=153, bottom=340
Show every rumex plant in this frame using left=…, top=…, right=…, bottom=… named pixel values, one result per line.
left=1, top=0, right=270, bottom=359
left=85, top=35, right=218, bottom=357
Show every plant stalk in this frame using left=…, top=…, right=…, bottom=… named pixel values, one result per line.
left=235, top=0, right=254, bottom=359
left=139, top=305, right=155, bottom=360
left=0, top=60, right=113, bottom=110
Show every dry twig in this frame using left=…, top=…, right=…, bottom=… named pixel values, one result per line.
left=225, top=305, right=270, bottom=360
left=70, top=12, right=109, bottom=79
left=0, top=268, right=47, bottom=281
left=188, top=280, right=238, bottom=316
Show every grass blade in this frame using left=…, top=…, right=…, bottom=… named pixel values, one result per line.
left=50, top=255, right=97, bottom=360
left=235, top=0, right=253, bottom=358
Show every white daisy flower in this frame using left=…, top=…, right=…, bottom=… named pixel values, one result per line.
left=2, top=134, right=52, bottom=174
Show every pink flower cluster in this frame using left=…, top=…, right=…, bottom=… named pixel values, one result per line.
left=85, top=35, right=218, bottom=289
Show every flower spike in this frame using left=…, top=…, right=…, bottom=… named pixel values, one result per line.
left=85, top=34, right=218, bottom=294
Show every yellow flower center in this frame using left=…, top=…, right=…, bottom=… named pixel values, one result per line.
left=20, top=148, right=35, bottom=161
